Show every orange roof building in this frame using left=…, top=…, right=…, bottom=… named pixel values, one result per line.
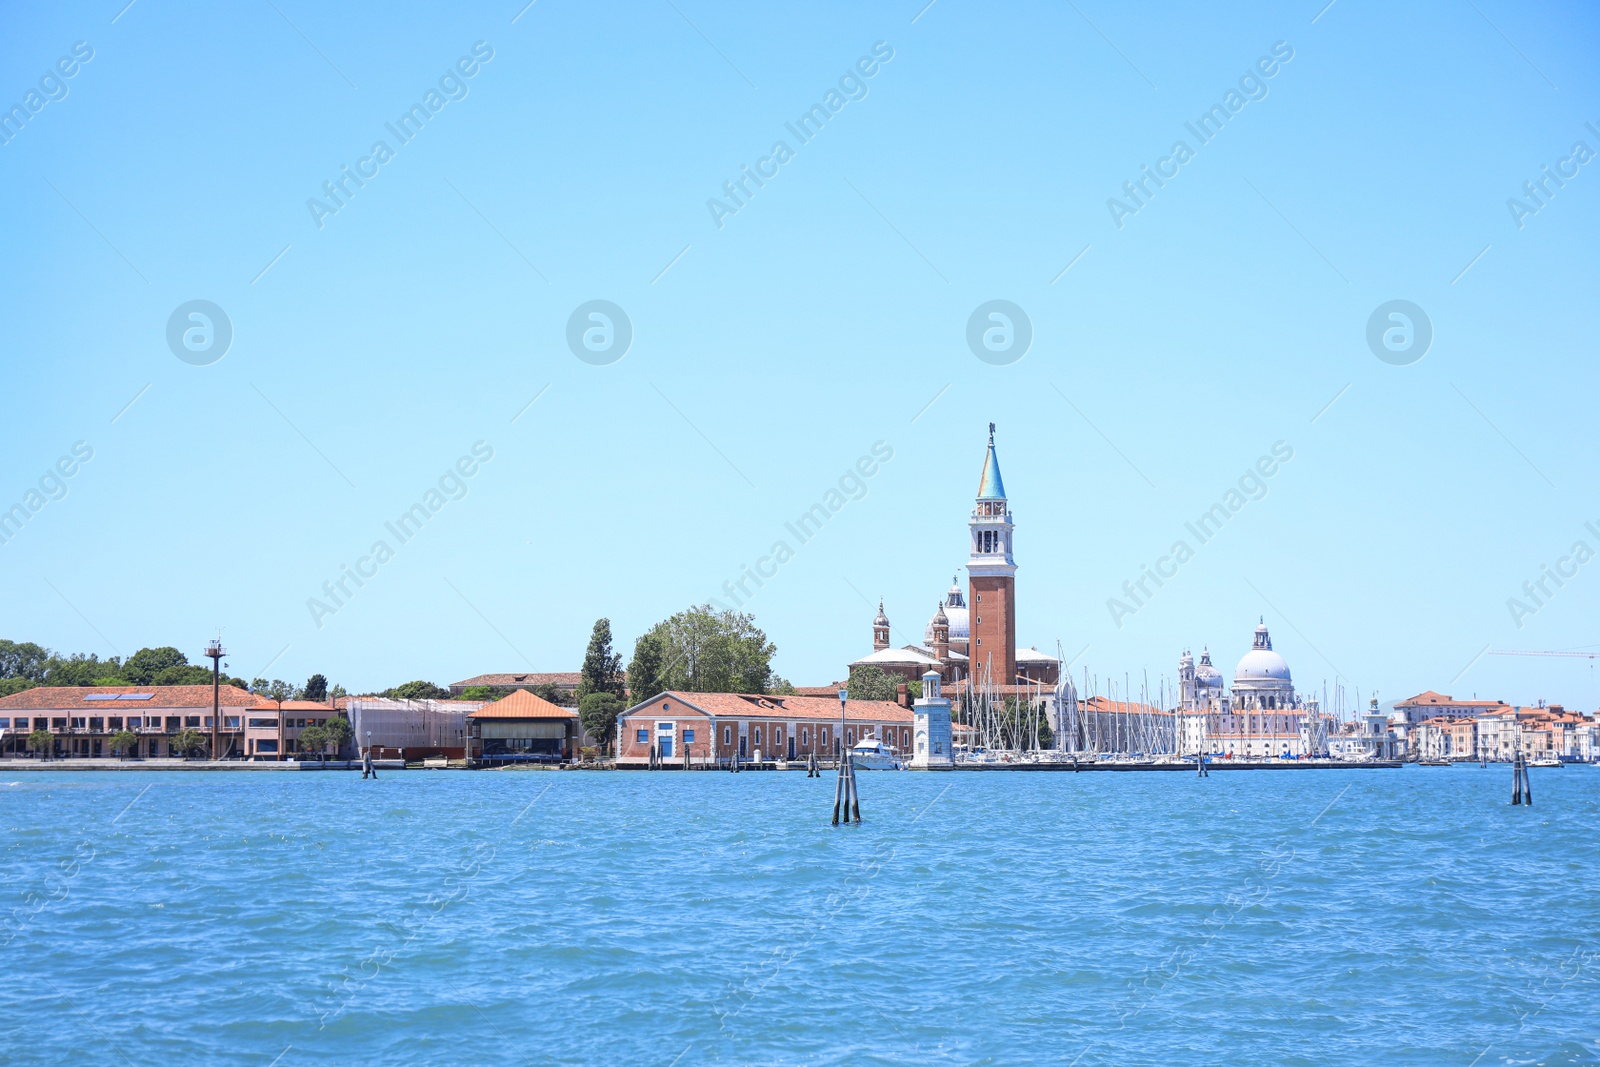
left=465, top=688, right=581, bottom=764
left=617, top=690, right=912, bottom=767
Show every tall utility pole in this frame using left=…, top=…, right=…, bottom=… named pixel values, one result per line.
left=205, top=638, right=225, bottom=760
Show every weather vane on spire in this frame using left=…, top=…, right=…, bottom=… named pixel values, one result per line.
left=988, top=421, right=995, bottom=442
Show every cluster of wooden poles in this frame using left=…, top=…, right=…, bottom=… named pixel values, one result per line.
left=831, top=748, right=861, bottom=825
left=1511, top=752, right=1533, bottom=805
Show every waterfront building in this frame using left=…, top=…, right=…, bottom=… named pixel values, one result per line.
left=1327, top=699, right=1401, bottom=760
left=910, top=670, right=954, bottom=769
left=1173, top=620, right=1331, bottom=758
left=465, top=688, right=581, bottom=764
left=346, top=697, right=483, bottom=760
left=850, top=427, right=1059, bottom=690
left=1393, top=691, right=1510, bottom=725
left=0, top=684, right=342, bottom=760
left=616, top=691, right=911, bottom=767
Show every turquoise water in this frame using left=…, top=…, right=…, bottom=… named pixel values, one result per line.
left=2, top=766, right=1596, bottom=1066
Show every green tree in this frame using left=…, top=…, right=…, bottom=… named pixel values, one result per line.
left=321, top=714, right=353, bottom=754
left=459, top=685, right=498, bottom=701
left=382, top=680, right=450, bottom=700
left=0, top=639, right=51, bottom=681
left=575, top=618, right=626, bottom=701
left=27, top=728, right=54, bottom=759
left=301, top=673, right=329, bottom=702
left=846, top=665, right=900, bottom=702
left=640, top=605, right=778, bottom=694
left=170, top=728, right=207, bottom=758
left=43, top=653, right=120, bottom=687
left=0, top=677, right=36, bottom=698
left=627, top=630, right=666, bottom=702
left=298, top=724, right=329, bottom=759
left=329, top=683, right=347, bottom=699
left=769, top=676, right=797, bottom=695
left=122, top=647, right=190, bottom=685
left=153, top=664, right=214, bottom=686
left=264, top=679, right=293, bottom=702
left=107, top=729, right=138, bottom=759
left=578, top=693, right=626, bottom=755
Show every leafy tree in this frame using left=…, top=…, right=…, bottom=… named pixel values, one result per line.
left=301, top=673, right=328, bottom=702
left=42, top=653, right=119, bottom=687
left=0, top=677, right=36, bottom=698
left=321, top=714, right=353, bottom=754
left=575, top=619, right=626, bottom=702
left=329, top=683, right=347, bottom=699
left=846, top=665, right=899, bottom=702
left=107, top=729, right=138, bottom=758
left=27, top=728, right=54, bottom=759
left=578, top=693, right=626, bottom=755
left=641, top=605, right=778, bottom=694
left=459, top=685, right=498, bottom=701
left=153, top=664, right=214, bottom=686
left=769, top=676, right=796, bottom=696
left=264, top=680, right=293, bottom=702
left=298, top=724, right=329, bottom=759
left=627, top=631, right=665, bottom=702
left=382, top=680, right=450, bottom=700
left=122, top=647, right=190, bottom=685
left=170, top=728, right=207, bottom=758
left=0, top=639, right=51, bottom=681
left=906, top=679, right=923, bottom=700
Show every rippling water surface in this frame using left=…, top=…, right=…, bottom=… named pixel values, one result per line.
left=2, top=765, right=1596, bottom=1065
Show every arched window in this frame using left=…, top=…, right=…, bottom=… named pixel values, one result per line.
left=722, top=726, right=731, bottom=745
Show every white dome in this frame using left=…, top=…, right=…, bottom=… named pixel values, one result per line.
left=927, top=607, right=969, bottom=644
left=1234, top=648, right=1291, bottom=685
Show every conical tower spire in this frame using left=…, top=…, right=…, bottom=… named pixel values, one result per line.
left=976, top=421, right=1007, bottom=500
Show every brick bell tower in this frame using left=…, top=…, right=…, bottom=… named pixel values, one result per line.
left=967, top=423, right=1017, bottom=685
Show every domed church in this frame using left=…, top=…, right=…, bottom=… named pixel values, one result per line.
left=1176, top=619, right=1322, bottom=757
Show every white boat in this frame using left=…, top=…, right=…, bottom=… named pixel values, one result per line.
left=850, top=738, right=903, bottom=770
left=1529, top=757, right=1562, bottom=768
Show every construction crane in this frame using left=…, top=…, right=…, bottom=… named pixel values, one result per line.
left=1489, top=650, right=1600, bottom=658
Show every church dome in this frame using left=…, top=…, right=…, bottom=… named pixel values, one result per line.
left=874, top=600, right=890, bottom=627
left=1234, top=623, right=1290, bottom=686
left=926, top=579, right=969, bottom=645
left=1234, top=649, right=1291, bottom=684
left=1195, top=647, right=1224, bottom=688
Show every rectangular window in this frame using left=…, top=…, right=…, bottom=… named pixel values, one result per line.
left=723, top=726, right=731, bottom=744
left=88, top=717, right=104, bottom=731
left=754, top=727, right=762, bottom=745
left=109, top=717, right=123, bottom=729
left=248, top=718, right=277, bottom=728
left=683, top=729, right=695, bottom=743
left=71, top=718, right=87, bottom=730
left=185, top=716, right=201, bottom=728
left=0, top=718, right=8, bottom=729
left=52, top=718, right=66, bottom=730
left=165, top=717, right=181, bottom=731
left=801, top=728, right=809, bottom=744
left=11, top=718, right=24, bottom=729
left=636, top=729, right=649, bottom=743
left=225, top=716, right=240, bottom=729
left=656, top=722, right=674, bottom=732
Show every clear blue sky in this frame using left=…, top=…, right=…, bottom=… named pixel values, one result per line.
left=2, top=0, right=1597, bottom=709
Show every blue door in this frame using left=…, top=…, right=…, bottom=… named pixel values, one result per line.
left=659, top=737, right=673, bottom=758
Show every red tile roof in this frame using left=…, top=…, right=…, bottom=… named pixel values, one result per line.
left=0, top=684, right=269, bottom=710
left=629, top=691, right=913, bottom=723
left=467, top=688, right=577, bottom=720
left=1395, top=691, right=1508, bottom=709
left=452, top=672, right=583, bottom=688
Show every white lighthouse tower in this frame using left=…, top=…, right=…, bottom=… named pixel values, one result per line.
left=911, top=669, right=954, bottom=770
